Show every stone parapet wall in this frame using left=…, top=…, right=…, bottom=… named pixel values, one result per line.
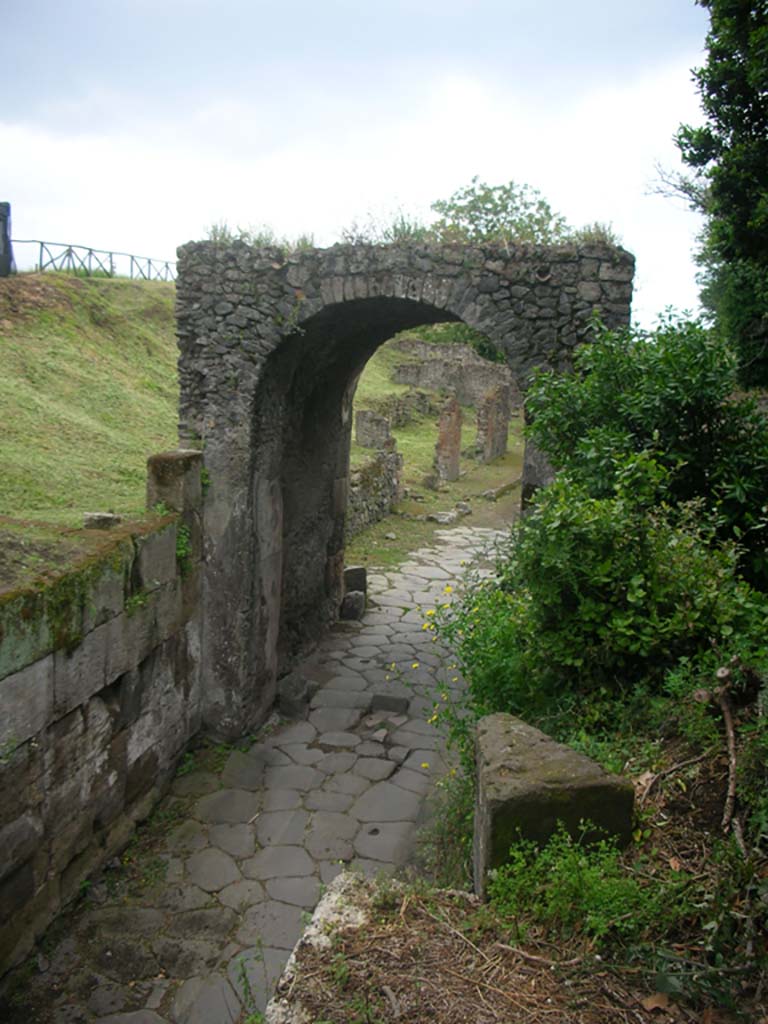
left=346, top=448, right=403, bottom=539
left=0, top=451, right=203, bottom=973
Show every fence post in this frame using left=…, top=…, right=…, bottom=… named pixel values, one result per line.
left=0, top=203, right=15, bottom=277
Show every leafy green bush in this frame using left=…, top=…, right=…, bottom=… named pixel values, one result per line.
left=525, top=317, right=768, bottom=588
left=487, top=823, right=684, bottom=947
left=436, top=457, right=767, bottom=731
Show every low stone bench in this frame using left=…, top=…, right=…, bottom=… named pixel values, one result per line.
left=473, top=713, right=634, bottom=897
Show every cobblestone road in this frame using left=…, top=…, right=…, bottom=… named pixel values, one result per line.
left=9, top=525, right=502, bottom=1024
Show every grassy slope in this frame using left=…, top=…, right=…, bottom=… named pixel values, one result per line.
left=0, top=274, right=178, bottom=525
left=0, top=278, right=521, bottom=568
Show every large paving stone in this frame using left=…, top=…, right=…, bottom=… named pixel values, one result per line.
left=281, top=743, right=324, bottom=765
left=87, top=979, right=139, bottom=1017
left=349, top=781, right=421, bottom=823
left=152, top=936, right=222, bottom=979
left=171, top=771, right=220, bottom=798
left=235, top=899, right=304, bottom=950
left=266, top=875, right=321, bottom=908
left=354, top=821, right=414, bottom=863
left=167, top=819, right=208, bottom=853
left=209, top=823, right=256, bottom=859
left=391, top=768, right=431, bottom=795
left=218, top=879, right=265, bottom=911
left=310, top=689, right=371, bottom=710
left=354, top=757, right=395, bottom=781
left=304, top=790, right=354, bottom=813
left=304, top=812, right=357, bottom=860
left=324, top=774, right=370, bottom=797
left=268, top=721, right=317, bottom=746
left=227, top=946, right=289, bottom=1015
left=243, top=845, right=315, bottom=880
left=167, top=906, right=238, bottom=938
left=308, top=707, right=362, bottom=732
left=324, top=674, right=370, bottom=690
left=152, top=884, right=212, bottom=912
left=255, top=809, right=309, bottom=846
left=315, top=751, right=357, bottom=775
left=263, top=765, right=324, bottom=791
left=262, top=788, right=302, bottom=811
left=185, top=848, right=241, bottom=891
left=84, top=907, right=164, bottom=937
left=221, top=750, right=266, bottom=791
left=94, top=1014, right=167, bottom=1024
left=316, top=730, right=361, bottom=748
left=171, top=973, right=241, bottom=1024
left=195, top=789, right=261, bottom=824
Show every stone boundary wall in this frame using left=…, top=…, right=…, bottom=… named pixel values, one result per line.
left=0, top=451, right=203, bottom=973
left=346, top=448, right=404, bottom=539
left=393, top=338, right=522, bottom=409
left=364, top=388, right=439, bottom=428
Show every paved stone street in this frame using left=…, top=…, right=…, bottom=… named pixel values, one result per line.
left=8, top=525, right=503, bottom=1024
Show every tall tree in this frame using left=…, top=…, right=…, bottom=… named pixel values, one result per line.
left=676, top=0, right=768, bottom=385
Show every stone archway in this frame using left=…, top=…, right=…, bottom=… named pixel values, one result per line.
left=176, top=240, right=634, bottom=737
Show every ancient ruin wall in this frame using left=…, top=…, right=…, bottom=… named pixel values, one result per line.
left=0, top=453, right=203, bottom=972
left=176, top=240, right=634, bottom=737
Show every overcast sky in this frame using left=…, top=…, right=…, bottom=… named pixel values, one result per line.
left=2, top=0, right=710, bottom=325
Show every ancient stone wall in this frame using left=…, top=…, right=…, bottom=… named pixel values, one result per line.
left=176, top=239, right=634, bottom=737
left=354, top=410, right=391, bottom=449
left=0, top=452, right=203, bottom=972
left=393, top=339, right=521, bottom=408
left=433, top=395, right=462, bottom=483
left=346, top=447, right=403, bottom=539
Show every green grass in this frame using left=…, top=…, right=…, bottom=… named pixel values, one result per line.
left=351, top=336, right=418, bottom=411
left=0, top=273, right=178, bottom=525
left=0, top=275, right=522, bottom=569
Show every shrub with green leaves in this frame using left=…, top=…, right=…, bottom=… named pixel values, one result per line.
left=525, top=316, right=768, bottom=588
left=487, top=823, right=684, bottom=947
left=435, top=455, right=767, bottom=730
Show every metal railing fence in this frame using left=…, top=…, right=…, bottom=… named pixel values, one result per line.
left=11, top=239, right=176, bottom=281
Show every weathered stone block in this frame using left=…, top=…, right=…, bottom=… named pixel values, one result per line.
left=339, top=591, right=365, bottom=621
left=0, top=655, right=53, bottom=748
left=146, top=449, right=203, bottom=513
left=343, top=565, right=367, bottom=595
left=0, top=814, right=43, bottom=883
left=136, top=524, right=178, bottom=591
left=473, top=714, right=634, bottom=897
left=433, top=395, right=462, bottom=483
left=53, top=622, right=109, bottom=718
left=355, top=410, right=391, bottom=449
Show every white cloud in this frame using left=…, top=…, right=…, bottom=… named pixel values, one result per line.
left=3, top=51, right=704, bottom=326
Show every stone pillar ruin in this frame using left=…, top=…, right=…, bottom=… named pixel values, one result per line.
left=433, top=395, right=462, bottom=483
left=474, top=384, right=510, bottom=462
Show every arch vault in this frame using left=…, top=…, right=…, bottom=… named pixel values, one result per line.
left=175, top=240, right=634, bottom=737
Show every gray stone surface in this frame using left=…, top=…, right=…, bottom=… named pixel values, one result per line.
left=195, top=789, right=261, bottom=824
left=473, top=713, right=635, bottom=897
left=185, top=848, right=241, bottom=892
left=3, top=523, right=526, bottom=1020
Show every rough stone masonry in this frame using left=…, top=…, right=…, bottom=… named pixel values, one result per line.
left=175, top=240, right=634, bottom=739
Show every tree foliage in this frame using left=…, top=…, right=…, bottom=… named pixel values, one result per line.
left=430, top=176, right=571, bottom=247
left=676, top=0, right=768, bottom=384
left=526, top=316, right=768, bottom=587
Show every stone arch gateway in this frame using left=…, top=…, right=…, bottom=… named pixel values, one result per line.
left=176, top=240, right=634, bottom=738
